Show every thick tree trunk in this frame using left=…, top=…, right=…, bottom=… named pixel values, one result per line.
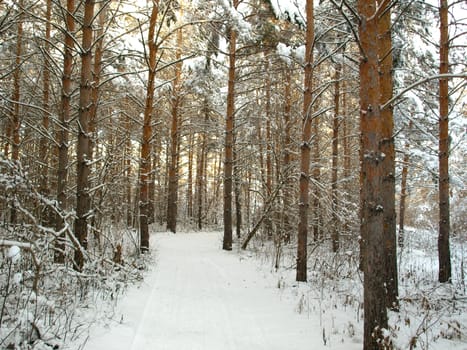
left=139, top=2, right=159, bottom=252
left=378, top=0, right=398, bottom=309
left=223, top=1, right=238, bottom=250
left=55, top=0, right=75, bottom=264
left=74, top=0, right=95, bottom=271
left=297, top=0, right=314, bottom=282
left=438, top=0, right=451, bottom=283
left=359, top=0, right=389, bottom=346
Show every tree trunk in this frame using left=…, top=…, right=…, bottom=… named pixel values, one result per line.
left=282, top=67, right=292, bottom=244
left=223, top=0, right=238, bottom=250
left=39, top=0, right=52, bottom=207
left=331, top=64, right=341, bottom=252
left=265, top=56, right=273, bottom=238
left=89, top=2, right=106, bottom=161
left=88, top=2, right=106, bottom=246
left=55, top=0, right=75, bottom=264
left=139, top=2, right=159, bottom=252
left=6, top=0, right=24, bottom=224
left=196, top=132, right=206, bottom=230
left=359, top=0, right=389, bottom=346
left=342, top=71, right=351, bottom=204
left=398, top=120, right=412, bottom=247
left=10, top=0, right=23, bottom=164
left=187, top=132, right=194, bottom=219
left=125, top=111, right=133, bottom=227
left=312, top=108, right=321, bottom=242
left=233, top=142, right=242, bottom=238
left=379, top=0, right=398, bottom=309
left=167, top=20, right=183, bottom=233
left=297, top=0, right=314, bottom=282
left=438, top=0, right=451, bottom=283
left=74, top=0, right=96, bottom=271
left=149, top=140, right=157, bottom=225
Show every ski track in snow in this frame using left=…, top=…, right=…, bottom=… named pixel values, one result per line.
left=83, top=232, right=354, bottom=350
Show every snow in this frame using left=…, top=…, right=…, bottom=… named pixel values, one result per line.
left=275, top=42, right=307, bottom=65
left=219, top=0, right=253, bottom=40
left=7, top=245, right=21, bottom=263
left=276, top=42, right=292, bottom=65
left=12, top=272, right=22, bottom=285
left=269, top=0, right=306, bottom=27
left=82, top=232, right=359, bottom=350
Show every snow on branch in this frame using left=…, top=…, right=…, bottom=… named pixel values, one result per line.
left=0, top=239, right=32, bottom=250
left=268, top=0, right=306, bottom=27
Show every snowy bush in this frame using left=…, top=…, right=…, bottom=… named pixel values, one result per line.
left=0, top=157, right=146, bottom=349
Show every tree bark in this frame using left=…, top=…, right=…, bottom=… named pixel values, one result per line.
left=74, top=0, right=96, bottom=271
left=10, top=0, right=23, bottom=164
left=167, top=19, right=183, bottom=233
left=282, top=67, right=292, bottom=244
left=223, top=0, right=238, bottom=250
left=39, top=0, right=52, bottom=206
left=125, top=110, right=133, bottom=227
left=55, top=0, right=75, bottom=263
left=297, top=0, right=314, bottom=282
left=233, top=142, right=242, bottom=239
left=196, top=132, right=206, bottom=230
left=5, top=0, right=24, bottom=224
left=265, top=55, right=273, bottom=238
left=88, top=1, right=106, bottom=246
left=378, top=0, right=398, bottom=309
left=331, top=64, right=341, bottom=252
left=139, top=1, right=159, bottom=252
left=398, top=120, right=412, bottom=247
left=438, top=0, right=451, bottom=283
left=312, top=106, right=321, bottom=242
left=187, top=132, right=194, bottom=219
left=359, top=0, right=389, bottom=346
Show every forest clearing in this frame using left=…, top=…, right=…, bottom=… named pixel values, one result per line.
left=1, top=0, right=466, bottom=349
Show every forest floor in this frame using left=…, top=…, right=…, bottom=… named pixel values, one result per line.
left=79, top=232, right=360, bottom=350
left=75, top=230, right=467, bottom=350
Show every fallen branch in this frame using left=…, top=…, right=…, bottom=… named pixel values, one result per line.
left=241, top=181, right=284, bottom=250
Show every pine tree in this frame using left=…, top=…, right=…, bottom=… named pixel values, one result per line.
left=297, top=0, right=314, bottom=282
left=74, top=0, right=96, bottom=271
left=438, top=0, right=451, bottom=283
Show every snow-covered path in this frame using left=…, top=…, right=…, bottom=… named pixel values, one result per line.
left=83, top=232, right=349, bottom=350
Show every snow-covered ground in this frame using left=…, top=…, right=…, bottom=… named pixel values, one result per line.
left=72, top=229, right=466, bottom=350
left=80, top=232, right=361, bottom=350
